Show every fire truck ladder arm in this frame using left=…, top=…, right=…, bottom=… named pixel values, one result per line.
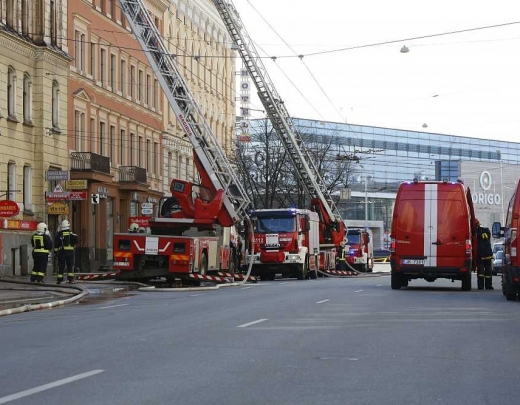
left=213, top=0, right=341, bottom=223
left=118, top=0, right=251, bottom=224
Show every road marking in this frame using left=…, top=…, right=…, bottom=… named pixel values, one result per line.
left=0, top=370, right=104, bottom=404
left=97, top=304, right=129, bottom=310
left=189, top=294, right=206, bottom=297
left=354, top=290, right=363, bottom=293
left=240, top=286, right=252, bottom=290
left=237, top=318, right=268, bottom=328
left=279, top=282, right=288, bottom=285
left=375, top=284, right=382, bottom=287
left=316, top=299, right=330, bottom=304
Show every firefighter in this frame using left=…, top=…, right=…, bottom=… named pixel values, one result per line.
left=336, top=239, right=347, bottom=271
left=128, top=223, right=139, bottom=233
left=475, top=219, right=494, bottom=290
left=31, top=222, right=53, bottom=283
left=54, top=220, right=78, bottom=284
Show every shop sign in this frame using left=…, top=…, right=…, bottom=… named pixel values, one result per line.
left=141, top=208, right=153, bottom=215
left=0, top=220, right=38, bottom=231
left=46, top=191, right=70, bottom=202
left=129, top=217, right=150, bottom=227
left=48, top=202, right=69, bottom=215
left=0, top=200, right=20, bottom=218
left=147, top=197, right=158, bottom=204
left=66, top=180, right=88, bottom=190
left=141, top=203, right=153, bottom=209
left=69, top=191, right=87, bottom=200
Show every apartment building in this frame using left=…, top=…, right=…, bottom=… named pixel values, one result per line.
left=0, top=0, right=70, bottom=275
left=67, top=0, right=237, bottom=272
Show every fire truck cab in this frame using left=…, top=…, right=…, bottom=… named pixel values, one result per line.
left=247, top=208, right=320, bottom=280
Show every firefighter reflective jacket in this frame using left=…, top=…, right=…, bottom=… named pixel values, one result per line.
left=55, top=230, right=78, bottom=251
left=32, top=232, right=53, bottom=253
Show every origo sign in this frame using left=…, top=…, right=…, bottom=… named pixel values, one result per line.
left=471, top=170, right=501, bottom=206
left=0, top=200, right=20, bottom=218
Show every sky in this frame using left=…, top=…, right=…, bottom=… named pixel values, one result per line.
left=230, top=0, right=520, bottom=142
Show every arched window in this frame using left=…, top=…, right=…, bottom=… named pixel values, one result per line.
left=7, top=67, right=17, bottom=119
left=23, top=73, right=32, bottom=124
left=52, top=80, right=60, bottom=129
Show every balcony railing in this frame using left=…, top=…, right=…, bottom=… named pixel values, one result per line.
left=70, top=152, right=111, bottom=175
left=119, top=166, right=147, bottom=184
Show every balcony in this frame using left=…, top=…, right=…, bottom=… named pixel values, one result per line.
left=119, top=166, right=147, bottom=185
left=71, top=152, right=111, bottom=174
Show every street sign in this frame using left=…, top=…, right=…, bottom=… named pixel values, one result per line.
left=141, top=208, right=153, bottom=215
left=91, top=193, right=100, bottom=204
left=53, top=184, right=64, bottom=193
left=141, top=202, right=153, bottom=209
left=45, top=170, right=69, bottom=181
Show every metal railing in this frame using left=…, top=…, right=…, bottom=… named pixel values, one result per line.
left=70, top=152, right=111, bottom=175
left=119, top=166, right=147, bottom=184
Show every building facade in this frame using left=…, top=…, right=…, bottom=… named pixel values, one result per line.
left=250, top=118, right=520, bottom=249
left=0, top=0, right=70, bottom=275
left=0, top=0, right=238, bottom=274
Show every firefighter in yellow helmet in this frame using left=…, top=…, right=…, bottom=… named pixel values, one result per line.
left=475, top=219, right=494, bottom=290
left=336, top=239, right=347, bottom=272
left=31, top=222, right=53, bottom=283
left=54, top=220, right=78, bottom=284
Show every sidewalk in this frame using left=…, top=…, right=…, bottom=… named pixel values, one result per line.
left=0, top=275, right=140, bottom=317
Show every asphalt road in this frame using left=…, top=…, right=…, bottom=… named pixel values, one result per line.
left=0, top=271, right=518, bottom=405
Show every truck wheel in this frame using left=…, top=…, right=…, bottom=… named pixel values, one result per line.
left=505, top=292, right=517, bottom=301
left=461, top=272, right=472, bottom=291
left=391, top=273, right=402, bottom=290
left=297, top=262, right=307, bottom=280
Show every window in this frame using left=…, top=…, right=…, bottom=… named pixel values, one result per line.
left=100, top=49, right=106, bottom=85
left=23, top=73, right=32, bottom=124
left=23, top=166, right=32, bottom=212
left=7, top=67, right=17, bottom=119
left=90, top=118, right=96, bottom=152
left=153, top=142, right=159, bottom=175
left=146, top=73, right=151, bottom=105
left=74, top=110, right=82, bottom=151
left=21, top=0, right=29, bottom=35
left=6, top=0, right=15, bottom=28
left=130, top=65, right=136, bottom=99
left=138, top=136, right=143, bottom=167
left=138, top=69, right=143, bottom=102
left=146, top=139, right=151, bottom=171
left=120, top=60, right=127, bottom=96
left=120, top=129, right=126, bottom=165
left=153, top=79, right=158, bottom=110
left=90, top=43, right=96, bottom=78
left=110, top=54, right=116, bottom=90
left=50, top=0, right=57, bottom=45
left=110, top=125, right=116, bottom=163
left=130, top=133, right=135, bottom=165
left=52, top=81, right=60, bottom=129
left=7, top=162, right=16, bottom=201
left=75, top=30, right=86, bottom=71
left=99, top=122, right=106, bottom=155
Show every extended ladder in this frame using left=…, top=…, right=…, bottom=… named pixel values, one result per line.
left=212, top=0, right=342, bottom=223
left=118, top=0, right=251, bottom=224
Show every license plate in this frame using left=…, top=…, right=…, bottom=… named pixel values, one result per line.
left=402, top=259, right=425, bottom=265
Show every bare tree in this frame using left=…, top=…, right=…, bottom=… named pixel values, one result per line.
left=233, top=119, right=361, bottom=210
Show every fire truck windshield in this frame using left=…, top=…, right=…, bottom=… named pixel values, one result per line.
left=256, top=217, right=296, bottom=233
left=347, top=234, right=361, bottom=244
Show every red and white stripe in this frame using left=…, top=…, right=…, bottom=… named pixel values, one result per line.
left=75, top=272, right=120, bottom=280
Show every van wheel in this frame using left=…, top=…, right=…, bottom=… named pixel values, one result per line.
left=391, top=273, right=402, bottom=290
left=461, top=272, right=472, bottom=291
left=505, top=292, right=517, bottom=301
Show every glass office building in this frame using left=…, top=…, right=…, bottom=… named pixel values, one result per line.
left=248, top=118, right=520, bottom=248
